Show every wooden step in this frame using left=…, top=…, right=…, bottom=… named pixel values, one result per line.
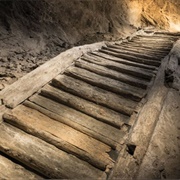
left=3, top=105, right=114, bottom=170
left=135, top=35, right=175, bottom=39
left=129, top=41, right=173, bottom=47
left=154, top=32, right=180, bottom=36
left=99, top=49, right=161, bottom=66
left=52, top=75, right=137, bottom=115
left=128, top=39, right=173, bottom=46
left=116, top=43, right=171, bottom=53
left=120, top=42, right=172, bottom=50
left=0, top=123, right=105, bottom=179
left=132, top=36, right=175, bottom=44
left=0, top=154, right=42, bottom=179
left=89, top=52, right=158, bottom=70
left=28, top=95, right=125, bottom=148
left=0, top=32, right=177, bottom=179
left=75, top=60, right=149, bottom=89
left=130, top=38, right=173, bottom=44
left=41, top=85, right=129, bottom=128
left=102, top=46, right=163, bottom=61
left=82, top=54, right=155, bottom=80
left=65, top=66, right=146, bottom=101
left=106, top=44, right=167, bottom=57
left=138, top=32, right=180, bottom=36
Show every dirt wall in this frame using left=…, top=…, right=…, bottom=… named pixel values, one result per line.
left=0, top=0, right=180, bottom=89
left=140, top=0, right=180, bottom=31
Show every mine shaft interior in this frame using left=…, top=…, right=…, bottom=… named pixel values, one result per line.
left=0, top=0, right=180, bottom=179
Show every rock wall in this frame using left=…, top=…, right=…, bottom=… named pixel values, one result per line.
left=140, top=0, right=180, bottom=31
left=0, top=0, right=180, bottom=88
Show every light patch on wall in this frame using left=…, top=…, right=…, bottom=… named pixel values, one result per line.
left=127, top=1, right=142, bottom=27
left=169, top=21, right=180, bottom=32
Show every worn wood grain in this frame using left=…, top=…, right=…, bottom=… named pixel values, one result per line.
left=89, top=52, right=158, bottom=70
left=0, top=155, right=42, bottom=179
left=137, top=33, right=180, bottom=38
left=116, top=43, right=170, bottom=53
left=99, top=49, right=161, bottom=66
left=41, top=85, right=129, bottom=128
left=128, top=39, right=172, bottom=46
left=4, top=105, right=114, bottom=170
left=106, top=44, right=167, bottom=57
left=0, top=105, right=9, bottom=123
left=120, top=42, right=172, bottom=50
left=82, top=54, right=155, bottom=80
left=0, top=123, right=105, bottom=179
left=0, top=42, right=106, bottom=108
left=75, top=60, right=149, bottom=89
left=131, top=39, right=173, bottom=44
left=52, top=75, right=137, bottom=115
left=102, top=46, right=162, bottom=60
left=135, top=35, right=174, bottom=39
left=65, top=66, right=145, bottom=101
left=28, top=95, right=124, bottom=148
left=153, top=32, right=180, bottom=36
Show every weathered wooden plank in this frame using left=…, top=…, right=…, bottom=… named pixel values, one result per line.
left=82, top=54, right=155, bottom=80
left=0, top=123, right=105, bottom=179
left=128, top=41, right=173, bottom=48
left=137, top=32, right=179, bottom=39
left=132, top=36, right=175, bottom=42
left=131, top=38, right=173, bottom=44
left=128, top=39, right=173, bottom=46
left=106, top=44, right=167, bottom=57
left=41, top=85, right=129, bottom=128
left=99, top=49, right=161, bottom=66
left=113, top=45, right=168, bottom=56
left=65, top=66, right=145, bottom=101
left=3, top=105, right=114, bottom=170
left=89, top=52, right=158, bottom=70
left=52, top=75, right=137, bottom=115
left=75, top=60, right=149, bottom=89
left=109, top=43, right=168, bottom=55
left=0, top=155, right=42, bottom=179
left=0, top=105, right=8, bottom=123
left=135, top=35, right=175, bottom=39
left=0, top=42, right=106, bottom=108
left=120, top=42, right=172, bottom=50
left=116, top=43, right=170, bottom=53
left=149, top=31, right=180, bottom=36
left=28, top=95, right=125, bottom=148
left=102, top=46, right=162, bottom=61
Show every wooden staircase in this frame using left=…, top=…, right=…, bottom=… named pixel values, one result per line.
left=0, top=31, right=179, bottom=179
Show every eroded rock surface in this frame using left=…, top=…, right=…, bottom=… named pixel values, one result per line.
left=0, top=0, right=180, bottom=88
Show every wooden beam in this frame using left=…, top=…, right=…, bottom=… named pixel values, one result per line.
left=82, top=54, right=155, bottom=80
left=0, top=123, right=105, bottom=179
left=65, top=66, right=146, bottom=101
left=52, top=75, right=137, bottom=115
left=99, top=49, right=161, bottom=66
left=28, top=95, right=125, bottom=148
left=0, top=42, right=106, bottom=109
left=41, top=85, right=129, bottom=128
left=90, top=52, right=158, bottom=70
left=75, top=60, right=149, bottom=89
left=102, top=46, right=163, bottom=60
left=4, top=105, right=114, bottom=170
left=0, top=155, right=42, bottom=179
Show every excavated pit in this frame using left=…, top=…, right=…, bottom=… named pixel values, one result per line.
left=0, top=0, right=180, bottom=179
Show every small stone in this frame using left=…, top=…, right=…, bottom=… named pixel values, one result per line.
left=0, top=84, right=4, bottom=90
left=0, top=57, right=8, bottom=62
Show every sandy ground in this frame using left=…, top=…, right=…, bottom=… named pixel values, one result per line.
left=137, top=89, right=180, bottom=179
left=137, top=40, right=180, bottom=179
